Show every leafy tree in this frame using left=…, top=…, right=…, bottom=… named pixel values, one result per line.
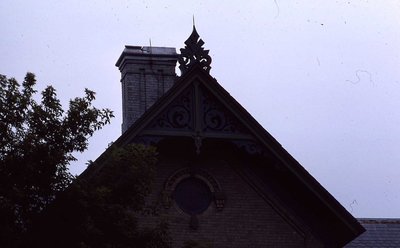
left=26, top=144, right=171, bottom=248
left=0, top=73, right=113, bottom=247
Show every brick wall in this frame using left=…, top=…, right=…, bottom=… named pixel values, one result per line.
left=139, top=158, right=324, bottom=248
left=121, top=65, right=176, bottom=132
left=116, top=46, right=178, bottom=133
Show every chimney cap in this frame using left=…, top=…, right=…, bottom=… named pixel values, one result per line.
left=115, top=46, right=178, bottom=67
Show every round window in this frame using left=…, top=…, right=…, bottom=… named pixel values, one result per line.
left=173, top=177, right=212, bottom=215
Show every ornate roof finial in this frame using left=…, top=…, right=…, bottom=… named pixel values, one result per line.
left=178, top=25, right=212, bottom=75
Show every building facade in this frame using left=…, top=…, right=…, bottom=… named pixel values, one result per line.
left=92, top=27, right=365, bottom=247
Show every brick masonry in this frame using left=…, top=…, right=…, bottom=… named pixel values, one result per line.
left=116, top=46, right=178, bottom=133
left=138, top=158, right=324, bottom=248
left=116, top=45, right=326, bottom=247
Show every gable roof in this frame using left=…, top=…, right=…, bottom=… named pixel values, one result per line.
left=83, top=62, right=364, bottom=246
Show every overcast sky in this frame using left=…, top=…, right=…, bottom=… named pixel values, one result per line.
left=1, top=0, right=399, bottom=218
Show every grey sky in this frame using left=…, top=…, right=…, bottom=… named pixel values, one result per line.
left=1, top=0, right=399, bottom=218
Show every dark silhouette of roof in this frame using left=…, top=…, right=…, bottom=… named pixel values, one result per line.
left=84, top=27, right=365, bottom=247
left=346, top=218, right=400, bottom=247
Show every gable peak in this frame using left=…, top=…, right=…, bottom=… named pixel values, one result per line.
left=178, top=25, right=212, bottom=75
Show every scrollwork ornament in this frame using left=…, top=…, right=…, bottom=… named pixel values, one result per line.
left=204, top=109, right=225, bottom=130
left=167, top=105, right=190, bottom=128
left=149, top=88, right=194, bottom=130
left=200, top=87, right=245, bottom=134
left=179, top=26, right=212, bottom=74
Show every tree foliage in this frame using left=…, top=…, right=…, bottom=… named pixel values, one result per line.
left=26, top=144, right=171, bottom=248
left=0, top=73, right=113, bottom=246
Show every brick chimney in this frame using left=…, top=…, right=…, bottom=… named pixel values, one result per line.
left=116, top=46, right=178, bottom=133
